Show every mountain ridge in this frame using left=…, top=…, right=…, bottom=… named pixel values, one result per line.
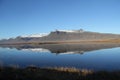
left=1, top=29, right=120, bottom=44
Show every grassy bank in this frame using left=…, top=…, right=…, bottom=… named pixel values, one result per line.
left=1, top=39, right=120, bottom=45
left=0, top=66, right=120, bottom=80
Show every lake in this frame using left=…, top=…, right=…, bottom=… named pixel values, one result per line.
left=0, top=43, right=120, bottom=71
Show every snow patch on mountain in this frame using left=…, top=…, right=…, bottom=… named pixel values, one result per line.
left=21, top=33, right=49, bottom=38
left=55, top=29, right=84, bottom=33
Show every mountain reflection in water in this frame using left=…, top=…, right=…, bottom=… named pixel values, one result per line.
left=1, top=43, right=120, bottom=54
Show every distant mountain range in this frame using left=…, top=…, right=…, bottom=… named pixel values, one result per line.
left=0, top=29, right=120, bottom=44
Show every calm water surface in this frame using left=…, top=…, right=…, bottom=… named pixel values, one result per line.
left=0, top=44, right=120, bottom=71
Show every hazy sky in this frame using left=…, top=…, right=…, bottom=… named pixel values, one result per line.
left=0, top=0, right=120, bottom=39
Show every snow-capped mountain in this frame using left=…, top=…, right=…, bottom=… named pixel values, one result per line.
left=20, top=29, right=84, bottom=38
left=1, top=29, right=120, bottom=45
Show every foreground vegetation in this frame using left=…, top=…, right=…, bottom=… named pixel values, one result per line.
left=0, top=66, right=120, bottom=80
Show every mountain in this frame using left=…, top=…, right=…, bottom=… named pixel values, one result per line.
left=0, top=29, right=120, bottom=44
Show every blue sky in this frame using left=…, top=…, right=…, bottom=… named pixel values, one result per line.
left=0, top=0, right=120, bottom=39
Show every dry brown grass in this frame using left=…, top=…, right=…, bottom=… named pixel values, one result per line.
left=1, top=66, right=120, bottom=80
left=47, top=67, right=93, bottom=74
left=1, top=39, right=120, bottom=45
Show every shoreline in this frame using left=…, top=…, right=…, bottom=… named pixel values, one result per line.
left=0, top=66, right=120, bottom=80
left=1, top=39, right=120, bottom=45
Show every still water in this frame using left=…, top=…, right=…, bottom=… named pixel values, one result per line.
left=0, top=43, right=120, bottom=71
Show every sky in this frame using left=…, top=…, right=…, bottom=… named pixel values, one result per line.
left=0, top=0, right=120, bottom=39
